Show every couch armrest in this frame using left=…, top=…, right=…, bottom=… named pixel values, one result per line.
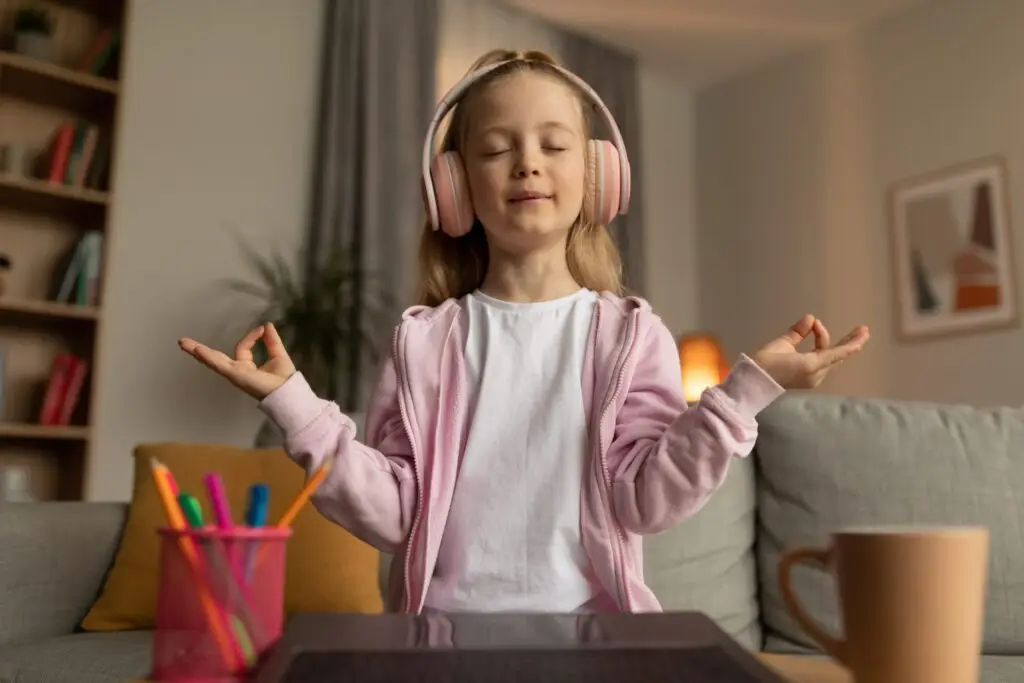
left=0, top=502, right=127, bottom=646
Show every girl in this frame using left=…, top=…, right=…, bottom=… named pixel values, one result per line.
left=179, top=49, right=870, bottom=615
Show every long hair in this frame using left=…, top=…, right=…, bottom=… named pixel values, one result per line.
left=417, top=49, right=624, bottom=307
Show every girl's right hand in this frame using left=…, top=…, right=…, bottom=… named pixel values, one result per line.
left=178, top=322, right=295, bottom=401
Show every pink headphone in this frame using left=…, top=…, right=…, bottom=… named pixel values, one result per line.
left=421, top=58, right=632, bottom=238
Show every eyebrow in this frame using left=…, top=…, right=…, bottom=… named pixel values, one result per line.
left=478, top=121, right=578, bottom=136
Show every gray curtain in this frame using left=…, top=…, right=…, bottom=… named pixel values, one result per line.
left=559, top=33, right=646, bottom=295
left=307, top=0, right=439, bottom=411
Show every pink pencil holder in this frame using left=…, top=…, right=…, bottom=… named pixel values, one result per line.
left=150, top=527, right=291, bottom=682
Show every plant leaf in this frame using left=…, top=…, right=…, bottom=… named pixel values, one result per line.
left=220, top=235, right=398, bottom=405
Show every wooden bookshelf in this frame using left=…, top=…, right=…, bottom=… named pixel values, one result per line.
left=0, top=0, right=127, bottom=501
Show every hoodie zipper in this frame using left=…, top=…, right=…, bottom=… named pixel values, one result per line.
left=392, top=324, right=425, bottom=614
left=595, top=305, right=639, bottom=611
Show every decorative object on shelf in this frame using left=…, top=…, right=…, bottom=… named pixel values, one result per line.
left=12, top=4, right=54, bottom=62
left=678, top=333, right=728, bottom=403
left=887, top=155, right=1018, bottom=343
left=0, top=143, right=32, bottom=177
left=0, top=253, right=10, bottom=297
left=222, top=236, right=394, bottom=447
left=0, top=465, right=35, bottom=503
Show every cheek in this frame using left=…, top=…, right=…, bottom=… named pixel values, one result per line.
left=557, top=155, right=587, bottom=201
left=465, top=161, right=505, bottom=206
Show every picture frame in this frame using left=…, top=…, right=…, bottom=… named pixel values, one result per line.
left=887, top=155, right=1018, bottom=343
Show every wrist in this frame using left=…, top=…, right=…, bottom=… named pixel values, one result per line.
left=749, top=352, right=787, bottom=388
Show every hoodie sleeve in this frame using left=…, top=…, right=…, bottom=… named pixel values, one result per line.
left=258, top=358, right=417, bottom=553
left=609, top=319, right=784, bottom=535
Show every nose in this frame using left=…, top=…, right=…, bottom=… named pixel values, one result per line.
left=512, top=147, right=541, bottom=178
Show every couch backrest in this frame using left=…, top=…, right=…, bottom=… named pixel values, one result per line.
left=0, top=501, right=127, bottom=646
left=642, top=455, right=761, bottom=649
left=755, top=392, right=1024, bottom=655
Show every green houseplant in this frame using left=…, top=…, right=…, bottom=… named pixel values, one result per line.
left=223, top=236, right=394, bottom=445
left=12, top=5, right=54, bottom=62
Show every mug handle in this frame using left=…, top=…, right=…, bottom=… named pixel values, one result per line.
left=777, top=546, right=846, bottom=664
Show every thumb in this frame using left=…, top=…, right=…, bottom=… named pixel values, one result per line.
left=263, top=322, right=290, bottom=360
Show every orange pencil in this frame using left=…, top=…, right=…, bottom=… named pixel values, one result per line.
left=150, top=458, right=240, bottom=671
left=275, top=460, right=331, bottom=528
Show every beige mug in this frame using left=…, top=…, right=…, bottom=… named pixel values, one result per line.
left=778, top=526, right=989, bottom=683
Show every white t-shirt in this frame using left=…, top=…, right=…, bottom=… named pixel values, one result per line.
left=423, top=287, right=603, bottom=612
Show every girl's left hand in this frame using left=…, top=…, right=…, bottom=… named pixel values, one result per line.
left=752, top=314, right=870, bottom=390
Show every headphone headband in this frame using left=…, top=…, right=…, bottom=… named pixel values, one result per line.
left=421, top=59, right=631, bottom=232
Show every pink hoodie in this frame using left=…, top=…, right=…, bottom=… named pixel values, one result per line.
left=259, top=291, right=784, bottom=614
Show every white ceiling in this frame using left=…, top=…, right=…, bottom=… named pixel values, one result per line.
left=501, top=0, right=933, bottom=89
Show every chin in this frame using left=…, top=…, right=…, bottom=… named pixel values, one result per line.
left=487, top=222, right=570, bottom=254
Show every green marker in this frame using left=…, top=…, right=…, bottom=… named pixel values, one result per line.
left=177, top=493, right=205, bottom=528
left=230, top=615, right=256, bottom=665
left=177, top=492, right=261, bottom=667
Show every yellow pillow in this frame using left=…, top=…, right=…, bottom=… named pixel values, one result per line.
left=81, top=442, right=383, bottom=631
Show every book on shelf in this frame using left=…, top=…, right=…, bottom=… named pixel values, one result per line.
left=38, top=352, right=88, bottom=426
left=34, top=120, right=112, bottom=192
left=76, top=27, right=121, bottom=78
left=52, top=230, right=103, bottom=307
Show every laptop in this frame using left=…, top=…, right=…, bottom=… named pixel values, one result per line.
left=252, top=611, right=788, bottom=683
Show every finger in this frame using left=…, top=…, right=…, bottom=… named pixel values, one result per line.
left=178, top=337, right=200, bottom=354
left=835, top=325, right=870, bottom=347
left=262, top=322, right=289, bottom=359
left=816, top=336, right=868, bottom=368
left=779, top=314, right=815, bottom=346
left=812, top=319, right=831, bottom=352
left=187, top=342, right=238, bottom=376
left=234, top=325, right=266, bottom=364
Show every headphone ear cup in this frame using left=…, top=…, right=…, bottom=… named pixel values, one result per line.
left=429, top=151, right=474, bottom=237
left=586, top=139, right=622, bottom=226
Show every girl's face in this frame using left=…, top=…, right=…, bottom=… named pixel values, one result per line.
left=462, top=71, right=586, bottom=255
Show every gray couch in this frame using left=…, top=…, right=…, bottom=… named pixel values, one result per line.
left=3, top=392, right=1024, bottom=682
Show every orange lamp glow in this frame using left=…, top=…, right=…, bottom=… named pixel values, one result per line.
left=678, top=334, right=728, bottom=403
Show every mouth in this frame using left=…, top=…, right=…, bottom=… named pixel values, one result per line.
left=508, top=191, right=552, bottom=204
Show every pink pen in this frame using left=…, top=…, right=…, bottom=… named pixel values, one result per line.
left=203, top=474, right=242, bottom=579
left=203, top=473, right=234, bottom=528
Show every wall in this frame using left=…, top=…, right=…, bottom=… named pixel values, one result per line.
left=696, top=0, right=1024, bottom=406
left=87, top=0, right=325, bottom=500
left=439, top=0, right=699, bottom=335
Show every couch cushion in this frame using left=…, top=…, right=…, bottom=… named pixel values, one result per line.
left=643, top=455, right=761, bottom=649
left=0, top=503, right=127, bottom=647
left=755, top=393, right=1024, bottom=654
left=0, top=630, right=151, bottom=683
left=980, top=656, right=1024, bottom=682
left=81, top=443, right=383, bottom=632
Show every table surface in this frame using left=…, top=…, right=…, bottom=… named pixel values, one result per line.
left=128, top=653, right=849, bottom=683
left=759, top=653, right=851, bottom=683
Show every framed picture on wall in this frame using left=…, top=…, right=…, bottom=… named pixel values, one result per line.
left=887, top=155, right=1018, bottom=342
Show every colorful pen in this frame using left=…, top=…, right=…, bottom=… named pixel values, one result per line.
left=150, top=459, right=238, bottom=670
left=243, top=484, right=269, bottom=584
left=204, top=473, right=240, bottom=575
left=275, top=461, right=330, bottom=528
left=178, top=493, right=259, bottom=667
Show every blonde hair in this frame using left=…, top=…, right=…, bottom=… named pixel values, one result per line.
left=417, top=49, right=623, bottom=307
